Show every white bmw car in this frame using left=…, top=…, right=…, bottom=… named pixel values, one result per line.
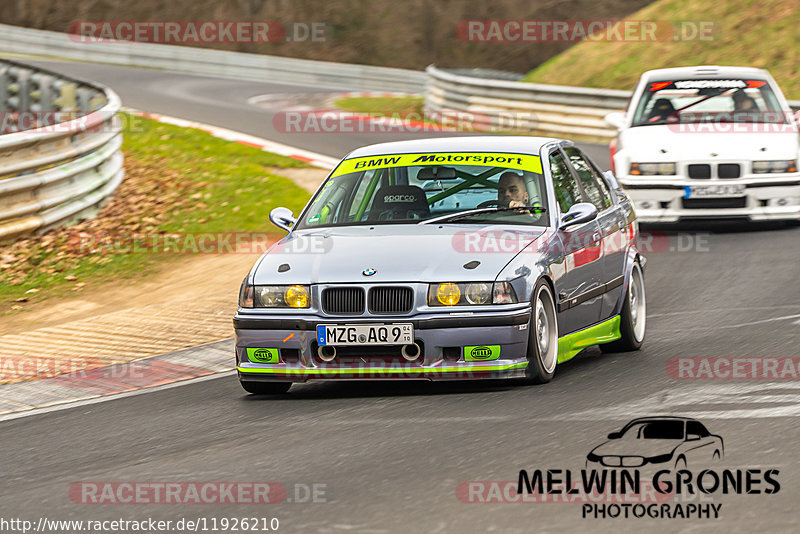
left=606, top=66, right=800, bottom=222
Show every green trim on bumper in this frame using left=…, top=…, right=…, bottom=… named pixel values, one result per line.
left=237, top=361, right=528, bottom=376
left=557, top=315, right=621, bottom=363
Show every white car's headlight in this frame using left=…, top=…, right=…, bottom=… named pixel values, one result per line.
left=753, top=160, right=798, bottom=174
left=629, top=162, right=676, bottom=176
left=246, top=285, right=310, bottom=308
left=428, top=282, right=517, bottom=306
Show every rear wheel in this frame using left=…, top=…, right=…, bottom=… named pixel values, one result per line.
left=600, top=261, right=646, bottom=353
left=240, top=381, right=292, bottom=395
left=524, top=280, right=559, bottom=384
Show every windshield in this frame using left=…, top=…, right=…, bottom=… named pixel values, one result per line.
left=295, top=152, right=549, bottom=229
left=631, top=78, right=787, bottom=126
left=621, top=420, right=685, bottom=440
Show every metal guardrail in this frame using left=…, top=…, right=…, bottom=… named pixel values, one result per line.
left=0, top=59, right=123, bottom=241
left=425, top=65, right=630, bottom=141
left=425, top=65, right=800, bottom=141
left=0, top=24, right=427, bottom=94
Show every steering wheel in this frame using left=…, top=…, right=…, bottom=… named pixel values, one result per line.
left=476, top=199, right=499, bottom=209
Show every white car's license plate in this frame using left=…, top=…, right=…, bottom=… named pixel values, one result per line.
left=684, top=184, right=745, bottom=198
left=317, top=323, right=414, bottom=346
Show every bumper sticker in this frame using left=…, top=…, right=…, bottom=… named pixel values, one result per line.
left=247, top=348, right=279, bottom=364
left=464, top=345, right=501, bottom=361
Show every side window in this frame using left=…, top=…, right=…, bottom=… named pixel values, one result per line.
left=564, top=147, right=612, bottom=211
left=549, top=151, right=580, bottom=213
left=686, top=421, right=709, bottom=437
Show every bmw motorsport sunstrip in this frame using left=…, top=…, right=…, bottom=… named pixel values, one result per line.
left=234, top=137, right=647, bottom=394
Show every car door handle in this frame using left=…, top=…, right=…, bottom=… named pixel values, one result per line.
left=592, top=232, right=601, bottom=242
left=618, top=220, right=625, bottom=229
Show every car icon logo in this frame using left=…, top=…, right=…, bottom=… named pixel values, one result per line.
left=362, top=268, right=376, bottom=276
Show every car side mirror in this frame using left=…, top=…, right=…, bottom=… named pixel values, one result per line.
left=605, top=111, right=626, bottom=130
left=687, top=433, right=701, bottom=441
left=607, top=432, right=621, bottom=440
left=269, top=207, right=296, bottom=232
left=560, top=202, right=598, bottom=229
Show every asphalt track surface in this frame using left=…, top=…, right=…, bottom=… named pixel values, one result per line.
left=2, top=60, right=799, bottom=532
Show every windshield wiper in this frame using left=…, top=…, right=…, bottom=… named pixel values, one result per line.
left=419, top=206, right=547, bottom=225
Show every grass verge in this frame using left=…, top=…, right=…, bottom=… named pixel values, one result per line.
left=522, top=0, right=800, bottom=100
left=0, top=113, right=312, bottom=314
left=334, top=96, right=425, bottom=116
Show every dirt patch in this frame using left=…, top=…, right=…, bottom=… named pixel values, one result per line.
left=0, top=251, right=262, bottom=336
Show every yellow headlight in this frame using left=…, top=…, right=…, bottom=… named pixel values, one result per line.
left=436, top=283, right=462, bottom=306
left=284, top=285, right=309, bottom=308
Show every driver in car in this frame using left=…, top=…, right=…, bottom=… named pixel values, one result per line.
left=497, top=171, right=530, bottom=208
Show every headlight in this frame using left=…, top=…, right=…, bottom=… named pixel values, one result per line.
left=434, top=283, right=461, bottom=306
left=646, top=453, right=674, bottom=464
left=253, top=285, right=310, bottom=308
left=629, top=162, right=676, bottom=176
left=465, top=282, right=491, bottom=305
left=753, top=160, right=798, bottom=174
left=428, top=282, right=517, bottom=306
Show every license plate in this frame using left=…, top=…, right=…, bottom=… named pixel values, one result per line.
left=684, top=184, right=745, bottom=198
left=317, top=324, right=413, bottom=346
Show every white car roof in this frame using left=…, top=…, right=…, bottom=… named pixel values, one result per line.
left=640, top=65, right=772, bottom=81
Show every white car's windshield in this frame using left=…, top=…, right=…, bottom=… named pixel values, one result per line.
left=295, top=152, right=549, bottom=229
left=622, top=421, right=685, bottom=440
left=631, top=78, right=787, bottom=126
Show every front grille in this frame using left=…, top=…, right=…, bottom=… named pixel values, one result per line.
left=322, top=287, right=365, bottom=315
left=682, top=197, right=747, bottom=209
left=718, top=164, right=741, bottom=179
left=688, top=164, right=711, bottom=179
left=368, top=286, right=415, bottom=314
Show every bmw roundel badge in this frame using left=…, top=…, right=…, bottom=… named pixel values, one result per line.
left=362, top=268, right=376, bottom=276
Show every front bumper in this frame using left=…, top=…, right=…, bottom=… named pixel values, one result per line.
left=619, top=176, right=800, bottom=222
left=234, top=308, right=531, bottom=382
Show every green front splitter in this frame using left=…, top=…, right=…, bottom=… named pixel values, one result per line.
left=237, top=361, right=529, bottom=376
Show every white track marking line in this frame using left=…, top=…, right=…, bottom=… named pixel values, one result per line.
left=122, top=107, right=339, bottom=170
left=0, top=370, right=235, bottom=423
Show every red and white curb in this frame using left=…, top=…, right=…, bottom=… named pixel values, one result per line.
left=0, top=339, right=235, bottom=421
left=123, top=107, right=339, bottom=170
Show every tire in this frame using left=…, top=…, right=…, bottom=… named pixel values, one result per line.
left=240, top=381, right=292, bottom=395
left=524, top=280, right=559, bottom=384
left=600, top=260, right=646, bottom=353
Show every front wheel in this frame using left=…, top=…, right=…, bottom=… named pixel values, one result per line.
left=524, top=280, right=559, bottom=384
left=601, top=260, right=646, bottom=353
left=240, top=381, right=292, bottom=395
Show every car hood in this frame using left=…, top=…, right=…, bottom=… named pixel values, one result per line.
left=253, top=224, right=546, bottom=284
left=591, top=438, right=682, bottom=458
left=620, top=125, right=799, bottom=161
